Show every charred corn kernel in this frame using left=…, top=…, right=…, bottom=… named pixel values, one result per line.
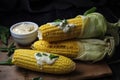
left=32, top=40, right=80, bottom=58
left=12, top=49, right=76, bottom=74
left=38, top=16, right=83, bottom=42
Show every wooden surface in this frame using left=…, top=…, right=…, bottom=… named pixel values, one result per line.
left=0, top=38, right=112, bottom=80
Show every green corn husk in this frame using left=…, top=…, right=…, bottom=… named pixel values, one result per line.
left=80, top=12, right=107, bottom=38
left=75, top=36, right=115, bottom=62
left=79, top=9, right=120, bottom=46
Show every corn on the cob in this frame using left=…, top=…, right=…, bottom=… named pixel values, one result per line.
left=38, top=16, right=83, bottom=42
left=32, top=37, right=114, bottom=62
left=31, top=40, right=80, bottom=58
left=12, top=49, right=76, bottom=74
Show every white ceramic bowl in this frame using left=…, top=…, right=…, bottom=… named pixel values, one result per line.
left=10, top=21, right=38, bottom=45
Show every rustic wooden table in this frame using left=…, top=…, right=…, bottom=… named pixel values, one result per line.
left=0, top=38, right=112, bottom=80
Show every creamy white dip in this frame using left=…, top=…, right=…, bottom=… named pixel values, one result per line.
left=34, top=52, right=59, bottom=66
left=12, top=23, right=35, bottom=34
left=48, top=19, right=75, bottom=33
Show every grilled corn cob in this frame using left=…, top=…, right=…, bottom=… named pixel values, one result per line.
left=31, top=40, right=80, bottom=58
left=12, top=49, right=76, bottom=74
left=38, top=16, right=83, bottom=42
left=32, top=37, right=114, bottom=62
left=38, top=7, right=120, bottom=43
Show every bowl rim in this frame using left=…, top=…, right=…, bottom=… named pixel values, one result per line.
left=10, top=21, right=39, bottom=36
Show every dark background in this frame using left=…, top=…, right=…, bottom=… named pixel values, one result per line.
left=0, top=0, right=120, bottom=80
left=0, top=0, right=119, bottom=26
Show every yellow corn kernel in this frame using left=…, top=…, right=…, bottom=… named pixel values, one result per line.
left=32, top=40, right=80, bottom=58
left=38, top=16, right=83, bottom=42
left=12, top=49, right=76, bottom=74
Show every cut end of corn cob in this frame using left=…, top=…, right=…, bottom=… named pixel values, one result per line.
left=12, top=49, right=76, bottom=74
left=31, top=40, right=80, bottom=58
left=38, top=16, right=83, bottom=42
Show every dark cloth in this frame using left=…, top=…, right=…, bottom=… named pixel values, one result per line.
left=0, top=0, right=120, bottom=80
left=0, top=0, right=113, bottom=26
